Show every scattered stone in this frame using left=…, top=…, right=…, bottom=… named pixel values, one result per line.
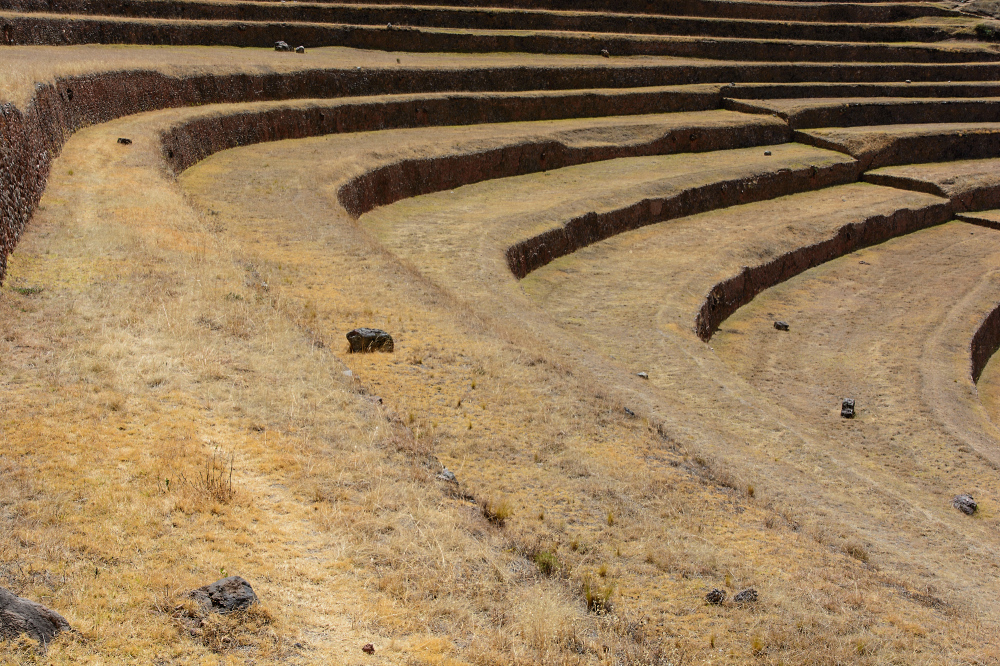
left=343, top=370, right=353, bottom=377
left=952, top=494, right=978, bottom=515
left=0, top=586, right=71, bottom=646
left=859, top=260, right=869, bottom=265
left=437, top=468, right=457, bottom=483
left=363, top=643, right=376, bottom=654
left=763, top=150, right=772, bottom=156
left=347, top=328, right=394, bottom=353
left=773, top=321, right=789, bottom=331
left=906, top=79, right=912, bottom=84
left=366, top=395, right=383, bottom=405
left=734, top=588, right=758, bottom=604
left=624, top=407, right=636, bottom=417
left=117, top=137, right=132, bottom=145
left=274, top=40, right=290, bottom=51
left=600, top=49, right=610, bottom=57
left=841, top=398, right=855, bottom=419
left=637, top=371, right=649, bottom=379
left=705, top=588, right=726, bottom=605
left=295, top=45, right=305, bottom=53
left=190, top=576, right=258, bottom=614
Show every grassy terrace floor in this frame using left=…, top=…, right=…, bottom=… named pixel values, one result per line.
left=7, top=0, right=1000, bottom=661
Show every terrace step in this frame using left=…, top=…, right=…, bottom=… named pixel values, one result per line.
left=156, top=106, right=791, bottom=215
left=957, top=209, right=1000, bottom=229
left=724, top=81, right=1000, bottom=99
left=727, top=96, right=1000, bottom=128
left=2, top=13, right=998, bottom=62
left=2, top=0, right=973, bottom=43
left=796, top=122, right=1000, bottom=169
left=716, top=217, right=1000, bottom=466
left=207, top=0, right=962, bottom=23
left=865, top=158, right=1000, bottom=212
left=352, top=143, right=857, bottom=282
left=159, top=86, right=728, bottom=174
left=520, top=181, right=947, bottom=343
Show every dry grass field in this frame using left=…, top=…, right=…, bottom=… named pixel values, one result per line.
left=7, top=0, right=1000, bottom=663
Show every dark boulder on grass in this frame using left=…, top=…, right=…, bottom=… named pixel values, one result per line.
left=734, top=588, right=758, bottom=604
left=190, top=576, right=258, bottom=614
left=0, top=586, right=71, bottom=646
left=347, top=328, right=394, bottom=353
left=841, top=399, right=855, bottom=419
left=274, top=41, right=290, bottom=51
left=953, top=494, right=978, bottom=515
left=705, top=588, right=726, bottom=605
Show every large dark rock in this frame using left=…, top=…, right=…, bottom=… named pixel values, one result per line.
left=773, top=320, right=789, bottom=331
left=0, top=586, right=70, bottom=646
left=274, top=41, right=290, bottom=52
left=841, top=398, right=855, bottom=419
left=190, top=576, right=258, bottom=614
left=953, top=494, right=978, bottom=515
left=347, top=328, right=394, bottom=353
left=733, top=588, right=758, bottom=604
left=705, top=588, right=726, bottom=605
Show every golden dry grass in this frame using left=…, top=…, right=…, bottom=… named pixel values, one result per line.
left=173, top=128, right=1000, bottom=662
left=4, top=47, right=1000, bottom=665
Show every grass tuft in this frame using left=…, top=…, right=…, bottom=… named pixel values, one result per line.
left=534, top=549, right=560, bottom=576
left=481, top=496, right=513, bottom=527
left=844, top=541, right=870, bottom=564
left=582, top=574, right=614, bottom=614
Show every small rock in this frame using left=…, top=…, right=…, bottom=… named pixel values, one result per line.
left=859, top=260, right=869, bottom=265
left=386, top=22, right=392, bottom=29
left=705, top=588, right=726, bottom=605
left=841, top=398, right=855, bottom=419
left=0, top=586, right=71, bottom=646
left=363, top=643, right=376, bottom=654
left=906, top=79, right=912, bottom=84
left=624, top=407, right=636, bottom=417
left=366, top=395, right=383, bottom=405
left=637, top=372, right=649, bottom=379
left=117, top=137, right=132, bottom=145
left=953, top=494, right=978, bottom=515
left=764, top=150, right=772, bottom=156
left=295, top=45, right=305, bottom=53
left=437, top=468, right=457, bottom=483
left=190, top=576, right=258, bottom=614
left=274, top=41, right=290, bottom=51
left=600, top=49, right=610, bottom=58
left=733, top=588, right=758, bottom=604
left=773, top=321, right=789, bottom=331
left=347, top=328, right=394, bottom=353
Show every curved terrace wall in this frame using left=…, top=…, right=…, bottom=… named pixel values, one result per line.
left=0, top=1, right=960, bottom=43
left=1, top=17, right=996, bottom=64
left=4, top=0, right=956, bottom=23
left=693, top=201, right=953, bottom=340
left=973, top=301, right=1000, bottom=382
left=504, top=159, right=859, bottom=280
left=10, top=58, right=1000, bottom=282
